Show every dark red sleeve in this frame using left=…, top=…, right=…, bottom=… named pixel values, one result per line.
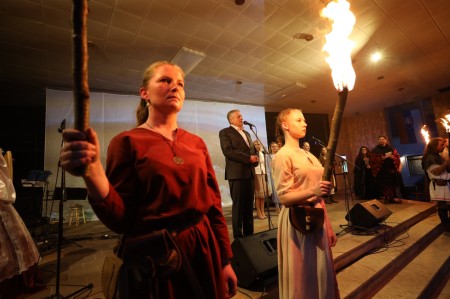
left=203, top=143, right=233, bottom=260
left=89, top=133, right=139, bottom=233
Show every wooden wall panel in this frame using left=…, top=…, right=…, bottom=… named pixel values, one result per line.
left=336, top=110, right=389, bottom=191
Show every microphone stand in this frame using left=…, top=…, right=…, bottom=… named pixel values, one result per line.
left=246, top=123, right=275, bottom=230
left=311, top=136, right=363, bottom=235
left=47, top=119, right=93, bottom=299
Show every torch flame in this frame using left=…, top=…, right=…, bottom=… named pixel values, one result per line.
left=322, top=0, right=356, bottom=91
left=440, top=114, right=450, bottom=133
left=420, top=125, right=430, bottom=144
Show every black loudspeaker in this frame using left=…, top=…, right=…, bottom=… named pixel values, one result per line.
left=345, top=199, right=393, bottom=228
left=231, top=229, right=278, bottom=289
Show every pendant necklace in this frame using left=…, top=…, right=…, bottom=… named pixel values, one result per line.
left=145, top=122, right=184, bottom=165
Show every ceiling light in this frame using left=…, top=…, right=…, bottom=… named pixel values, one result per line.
left=171, top=47, right=206, bottom=75
left=371, top=51, right=382, bottom=62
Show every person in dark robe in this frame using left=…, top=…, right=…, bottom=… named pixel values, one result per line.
left=370, top=136, right=402, bottom=204
left=353, top=146, right=376, bottom=199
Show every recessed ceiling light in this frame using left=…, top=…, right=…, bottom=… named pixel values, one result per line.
left=293, top=33, right=314, bottom=41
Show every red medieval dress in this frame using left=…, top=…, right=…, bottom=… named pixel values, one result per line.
left=90, top=127, right=232, bottom=299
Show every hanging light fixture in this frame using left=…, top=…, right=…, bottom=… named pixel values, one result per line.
left=171, top=47, right=206, bottom=75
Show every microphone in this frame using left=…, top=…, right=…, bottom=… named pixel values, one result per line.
left=311, top=136, right=325, bottom=145
left=58, top=119, right=66, bottom=133
left=243, top=120, right=255, bottom=128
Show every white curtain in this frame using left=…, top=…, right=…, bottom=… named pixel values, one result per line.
left=45, top=89, right=267, bottom=206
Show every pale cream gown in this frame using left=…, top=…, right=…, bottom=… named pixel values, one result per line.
left=272, top=146, right=339, bottom=299
left=0, top=151, right=40, bottom=283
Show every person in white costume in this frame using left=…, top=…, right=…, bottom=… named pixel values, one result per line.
left=0, top=149, right=40, bottom=298
left=421, top=137, right=450, bottom=232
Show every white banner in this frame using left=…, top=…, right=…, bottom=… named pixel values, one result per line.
left=45, top=89, right=267, bottom=206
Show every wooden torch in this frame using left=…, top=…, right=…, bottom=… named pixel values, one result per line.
left=72, top=0, right=90, bottom=132
left=72, top=0, right=90, bottom=176
left=320, top=0, right=356, bottom=182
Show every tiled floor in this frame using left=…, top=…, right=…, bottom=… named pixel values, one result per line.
left=20, top=191, right=450, bottom=299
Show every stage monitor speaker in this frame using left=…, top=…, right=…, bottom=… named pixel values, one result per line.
left=231, top=229, right=278, bottom=289
left=345, top=199, right=392, bottom=228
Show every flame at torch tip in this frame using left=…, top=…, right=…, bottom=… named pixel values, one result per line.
left=319, top=0, right=355, bottom=182
left=441, top=114, right=450, bottom=133
left=322, top=0, right=356, bottom=91
left=421, top=125, right=430, bottom=144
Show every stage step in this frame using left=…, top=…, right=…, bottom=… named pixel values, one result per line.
left=335, top=206, right=449, bottom=298
left=381, top=234, right=450, bottom=299
left=442, top=283, right=450, bottom=299
left=334, top=203, right=437, bottom=272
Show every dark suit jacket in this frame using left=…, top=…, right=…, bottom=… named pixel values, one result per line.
left=219, top=126, right=257, bottom=180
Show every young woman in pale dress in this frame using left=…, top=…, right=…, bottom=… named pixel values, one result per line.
left=253, top=140, right=272, bottom=219
left=272, top=108, right=339, bottom=299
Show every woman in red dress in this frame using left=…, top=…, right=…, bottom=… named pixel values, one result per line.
left=60, top=61, right=237, bottom=298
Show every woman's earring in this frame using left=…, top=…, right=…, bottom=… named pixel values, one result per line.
left=146, top=101, right=150, bottom=107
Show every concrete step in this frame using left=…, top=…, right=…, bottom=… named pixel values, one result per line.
left=417, top=255, right=450, bottom=299
left=336, top=209, right=449, bottom=298
left=373, top=224, right=449, bottom=298
left=437, top=270, right=450, bottom=299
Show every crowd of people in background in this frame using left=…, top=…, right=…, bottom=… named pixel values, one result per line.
left=352, top=136, right=404, bottom=203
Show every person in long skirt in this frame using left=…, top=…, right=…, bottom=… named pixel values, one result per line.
left=272, top=109, right=339, bottom=299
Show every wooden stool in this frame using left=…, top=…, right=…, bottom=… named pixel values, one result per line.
left=69, top=204, right=86, bottom=226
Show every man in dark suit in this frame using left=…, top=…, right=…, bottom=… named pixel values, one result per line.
left=219, top=109, right=259, bottom=238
